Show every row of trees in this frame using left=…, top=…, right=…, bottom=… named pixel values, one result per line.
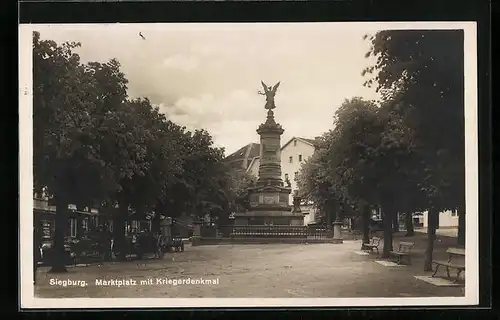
left=296, top=30, right=465, bottom=270
left=33, top=32, right=247, bottom=272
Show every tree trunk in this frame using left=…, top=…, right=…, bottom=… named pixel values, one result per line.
left=49, top=195, right=68, bottom=273
left=405, top=212, right=414, bottom=236
left=217, top=211, right=230, bottom=232
left=361, top=204, right=371, bottom=248
left=113, top=201, right=129, bottom=261
left=424, top=207, right=438, bottom=271
left=392, top=213, right=399, bottom=232
left=151, top=213, right=161, bottom=234
left=76, top=215, right=83, bottom=238
left=457, top=205, right=465, bottom=247
left=381, top=205, right=394, bottom=258
left=113, top=216, right=126, bottom=261
left=326, top=207, right=332, bottom=228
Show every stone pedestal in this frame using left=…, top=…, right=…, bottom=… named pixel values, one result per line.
left=332, top=221, right=343, bottom=244
left=255, top=110, right=285, bottom=188
left=191, top=221, right=202, bottom=246
left=234, top=109, right=304, bottom=226
left=160, top=217, right=172, bottom=242
left=292, top=193, right=302, bottom=213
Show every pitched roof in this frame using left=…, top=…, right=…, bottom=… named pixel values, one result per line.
left=247, top=143, right=261, bottom=159
left=300, top=138, right=317, bottom=145
left=224, top=143, right=254, bottom=161
left=281, top=136, right=319, bottom=150
left=246, top=156, right=260, bottom=173
left=224, top=143, right=261, bottom=169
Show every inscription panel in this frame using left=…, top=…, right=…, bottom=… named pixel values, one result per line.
left=279, top=193, right=289, bottom=205
left=261, top=143, right=279, bottom=162
left=263, top=196, right=277, bottom=205
left=258, top=193, right=279, bottom=205
left=249, top=194, right=259, bottom=207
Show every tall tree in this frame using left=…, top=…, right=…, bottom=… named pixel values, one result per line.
left=33, top=32, right=108, bottom=272
left=328, top=97, right=416, bottom=256
left=82, top=60, right=148, bottom=259
left=325, top=98, right=383, bottom=246
left=224, top=168, right=257, bottom=215
left=363, top=30, right=466, bottom=269
left=121, top=99, right=186, bottom=233
left=188, top=130, right=229, bottom=220
left=296, top=136, right=337, bottom=227
left=160, top=129, right=229, bottom=223
left=297, top=97, right=419, bottom=255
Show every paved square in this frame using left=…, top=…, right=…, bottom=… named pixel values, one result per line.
left=34, top=239, right=464, bottom=298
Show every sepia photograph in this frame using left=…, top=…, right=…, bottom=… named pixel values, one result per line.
left=19, top=22, right=478, bottom=308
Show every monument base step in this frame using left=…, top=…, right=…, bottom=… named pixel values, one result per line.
left=191, top=237, right=343, bottom=246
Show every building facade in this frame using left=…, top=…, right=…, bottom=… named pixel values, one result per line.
left=420, top=209, right=459, bottom=228
left=33, top=196, right=154, bottom=244
left=246, top=137, right=319, bottom=225
left=33, top=197, right=105, bottom=244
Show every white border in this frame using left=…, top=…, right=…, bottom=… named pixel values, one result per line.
left=19, top=22, right=479, bottom=309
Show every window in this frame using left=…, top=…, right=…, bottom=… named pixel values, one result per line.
left=40, top=220, right=53, bottom=241
left=67, top=218, right=77, bottom=238
left=298, top=155, right=302, bottom=161
left=451, top=210, right=457, bottom=217
left=131, top=220, right=139, bottom=233
left=82, top=217, right=89, bottom=231
left=284, top=173, right=289, bottom=180
left=91, top=216, right=99, bottom=229
left=294, top=172, right=298, bottom=180
left=293, top=140, right=297, bottom=146
left=289, top=156, right=293, bottom=163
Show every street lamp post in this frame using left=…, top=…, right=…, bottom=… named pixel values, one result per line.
left=325, top=186, right=343, bottom=244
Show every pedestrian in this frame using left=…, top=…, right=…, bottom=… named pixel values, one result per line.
left=106, top=225, right=113, bottom=261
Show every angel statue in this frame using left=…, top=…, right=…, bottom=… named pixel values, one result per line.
left=258, top=81, right=280, bottom=110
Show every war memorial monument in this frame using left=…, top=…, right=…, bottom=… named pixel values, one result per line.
left=233, top=81, right=305, bottom=226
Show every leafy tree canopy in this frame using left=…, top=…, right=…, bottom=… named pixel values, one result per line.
left=362, top=30, right=465, bottom=211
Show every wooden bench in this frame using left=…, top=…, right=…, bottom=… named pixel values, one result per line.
left=362, top=236, right=381, bottom=254
left=171, top=237, right=185, bottom=252
left=390, top=241, right=415, bottom=265
left=432, top=248, right=465, bottom=283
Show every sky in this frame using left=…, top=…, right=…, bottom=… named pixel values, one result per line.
left=33, top=23, right=382, bottom=155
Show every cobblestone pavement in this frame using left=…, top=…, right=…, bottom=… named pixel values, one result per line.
left=34, top=233, right=465, bottom=298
